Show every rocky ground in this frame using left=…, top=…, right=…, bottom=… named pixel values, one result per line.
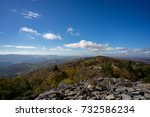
left=35, top=77, right=150, bottom=100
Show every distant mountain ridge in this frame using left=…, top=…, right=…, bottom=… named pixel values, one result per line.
left=0, top=54, right=80, bottom=78
left=0, top=54, right=80, bottom=64
left=116, top=56, right=150, bottom=64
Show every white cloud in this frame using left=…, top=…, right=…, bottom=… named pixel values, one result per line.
left=106, top=47, right=127, bottom=51
left=64, top=40, right=128, bottom=53
left=11, top=9, right=40, bottom=19
left=15, top=45, right=35, bottom=49
left=50, top=46, right=72, bottom=51
left=67, top=27, right=80, bottom=36
left=2, top=45, right=36, bottom=49
left=64, top=40, right=108, bottom=51
left=144, top=51, right=150, bottom=54
left=43, top=33, right=62, bottom=40
left=0, top=50, right=40, bottom=55
left=20, top=27, right=62, bottom=40
left=118, top=48, right=150, bottom=56
left=114, top=47, right=127, bottom=50
left=67, top=27, right=74, bottom=32
left=127, top=48, right=150, bottom=55
left=120, top=50, right=128, bottom=55
left=20, top=27, right=40, bottom=35
left=22, top=11, right=40, bottom=19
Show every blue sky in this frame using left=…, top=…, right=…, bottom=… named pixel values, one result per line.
left=0, top=0, right=150, bottom=56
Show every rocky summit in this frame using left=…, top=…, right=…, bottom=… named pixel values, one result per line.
left=35, top=78, right=150, bottom=100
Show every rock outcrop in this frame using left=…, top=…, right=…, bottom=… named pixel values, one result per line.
left=35, top=78, right=150, bottom=100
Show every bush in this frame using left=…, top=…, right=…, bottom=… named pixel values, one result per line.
left=125, top=61, right=133, bottom=72
left=53, top=65, right=59, bottom=71
left=144, top=73, right=150, bottom=83
left=48, top=71, right=68, bottom=88
left=62, top=78, right=75, bottom=84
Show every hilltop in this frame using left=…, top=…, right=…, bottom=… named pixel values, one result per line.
left=0, top=56, right=150, bottom=99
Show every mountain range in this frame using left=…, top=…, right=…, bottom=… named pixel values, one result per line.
left=0, top=55, right=80, bottom=78
left=0, top=55, right=150, bottom=99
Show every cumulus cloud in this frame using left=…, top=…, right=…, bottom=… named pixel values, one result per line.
left=67, top=27, right=80, bottom=36
left=64, top=40, right=150, bottom=56
left=20, top=27, right=62, bottom=40
left=64, top=40, right=109, bottom=51
left=12, top=9, right=41, bottom=19
left=20, top=27, right=40, bottom=35
left=2, top=45, right=36, bottom=49
left=43, top=33, right=62, bottom=40
left=64, top=40, right=127, bottom=53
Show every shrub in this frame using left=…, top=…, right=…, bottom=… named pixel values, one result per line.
left=144, top=73, right=150, bottom=83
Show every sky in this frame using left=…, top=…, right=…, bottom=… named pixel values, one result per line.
left=0, top=0, right=150, bottom=57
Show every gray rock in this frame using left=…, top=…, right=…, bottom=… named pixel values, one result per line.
left=92, top=91, right=100, bottom=95
left=65, top=89, right=70, bottom=94
left=105, top=94, right=115, bottom=100
left=127, top=88, right=135, bottom=92
left=95, top=86, right=102, bottom=91
left=131, top=91, right=140, bottom=95
left=35, top=91, right=54, bottom=99
left=35, top=77, right=150, bottom=100
left=121, top=94, right=132, bottom=100
left=95, top=94, right=102, bottom=100
left=87, top=84, right=95, bottom=91
left=48, top=93, right=57, bottom=98
left=115, top=98, right=121, bottom=100
left=115, top=87, right=127, bottom=93
left=110, top=85, right=117, bottom=92
left=141, top=88, right=150, bottom=93
left=67, top=91, right=76, bottom=96
left=144, top=93, right=150, bottom=99
left=89, top=97, right=97, bottom=100
left=133, top=95, right=146, bottom=100
left=135, top=88, right=141, bottom=91
left=97, top=78, right=104, bottom=82
left=77, top=96, right=85, bottom=100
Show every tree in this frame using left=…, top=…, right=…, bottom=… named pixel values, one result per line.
left=126, top=61, right=133, bottom=72
left=53, top=65, right=59, bottom=71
